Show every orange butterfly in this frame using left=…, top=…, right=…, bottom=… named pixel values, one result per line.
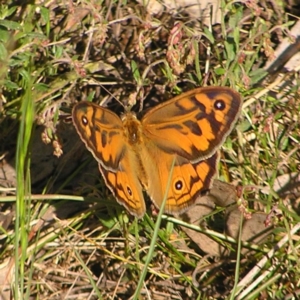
left=72, top=87, right=242, bottom=218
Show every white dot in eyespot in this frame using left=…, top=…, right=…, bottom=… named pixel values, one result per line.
left=82, top=116, right=88, bottom=125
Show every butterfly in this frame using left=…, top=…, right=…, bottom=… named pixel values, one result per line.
left=72, top=87, right=242, bottom=218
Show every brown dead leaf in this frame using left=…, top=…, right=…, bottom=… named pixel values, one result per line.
left=180, top=180, right=272, bottom=256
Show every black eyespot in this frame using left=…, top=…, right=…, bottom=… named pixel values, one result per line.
left=214, top=99, right=226, bottom=111
left=82, top=116, right=88, bottom=126
left=127, top=186, right=132, bottom=196
left=174, top=180, right=183, bottom=191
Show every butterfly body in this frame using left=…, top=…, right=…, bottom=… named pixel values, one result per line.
left=73, top=87, right=242, bottom=218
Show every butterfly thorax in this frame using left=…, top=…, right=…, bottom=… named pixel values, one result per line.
left=122, top=112, right=144, bottom=146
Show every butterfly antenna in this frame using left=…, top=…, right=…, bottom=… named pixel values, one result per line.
left=98, top=85, right=125, bottom=108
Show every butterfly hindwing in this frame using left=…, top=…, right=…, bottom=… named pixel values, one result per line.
left=144, top=146, right=219, bottom=214
left=98, top=148, right=146, bottom=218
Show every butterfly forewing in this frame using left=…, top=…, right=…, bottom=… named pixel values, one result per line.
left=142, top=87, right=242, bottom=161
left=72, top=102, right=127, bottom=170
